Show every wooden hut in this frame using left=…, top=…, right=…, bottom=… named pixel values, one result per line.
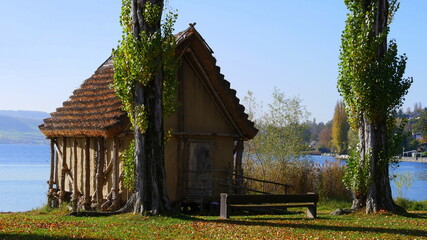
left=39, top=25, right=258, bottom=211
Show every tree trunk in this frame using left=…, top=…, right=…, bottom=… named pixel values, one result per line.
left=354, top=0, right=402, bottom=213
left=364, top=119, right=403, bottom=213
left=352, top=117, right=369, bottom=210
left=125, top=0, right=171, bottom=215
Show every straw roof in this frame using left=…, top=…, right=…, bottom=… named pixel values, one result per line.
left=39, top=26, right=258, bottom=139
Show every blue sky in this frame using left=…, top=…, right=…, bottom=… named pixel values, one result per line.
left=0, top=1, right=425, bottom=123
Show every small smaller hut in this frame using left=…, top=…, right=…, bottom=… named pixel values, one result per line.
left=39, top=26, right=258, bottom=211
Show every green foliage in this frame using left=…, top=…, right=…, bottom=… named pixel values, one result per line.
left=394, top=198, right=427, bottom=211
left=387, top=116, right=408, bottom=157
left=244, top=88, right=310, bottom=166
left=243, top=89, right=310, bottom=191
left=338, top=1, right=412, bottom=201
left=415, top=110, right=427, bottom=141
left=331, top=101, right=350, bottom=154
left=343, top=149, right=371, bottom=197
left=122, top=140, right=136, bottom=191
left=242, top=90, right=351, bottom=201
left=347, top=128, right=358, bottom=151
left=112, top=0, right=178, bottom=132
left=338, top=0, right=412, bottom=129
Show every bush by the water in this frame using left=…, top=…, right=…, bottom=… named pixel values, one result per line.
left=243, top=156, right=352, bottom=202
left=395, top=197, right=427, bottom=211
left=241, top=90, right=351, bottom=202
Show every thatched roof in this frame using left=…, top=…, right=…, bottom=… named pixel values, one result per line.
left=39, top=26, right=258, bottom=139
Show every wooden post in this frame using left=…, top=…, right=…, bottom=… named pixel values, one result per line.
left=54, top=138, right=59, bottom=189
left=111, top=137, right=120, bottom=210
left=93, top=138, right=98, bottom=198
left=84, top=137, right=91, bottom=209
left=234, top=140, right=244, bottom=194
left=96, top=137, right=106, bottom=209
left=72, top=139, right=78, bottom=211
left=219, top=193, right=230, bottom=219
left=47, top=139, right=55, bottom=206
left=49, top=139, right=55, bottom=190
left=59, top=137, right=67, bottom=204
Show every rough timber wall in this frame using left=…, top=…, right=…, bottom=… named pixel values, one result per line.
left=182, top=60, right=235, bottom=134
left=53, top=136, right=132, bottom=210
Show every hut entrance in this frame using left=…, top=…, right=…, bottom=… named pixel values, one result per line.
left=186, top=141, right=214, bottom=198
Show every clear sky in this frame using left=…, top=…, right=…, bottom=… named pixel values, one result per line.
left=0, top=1, right=425, bottom=123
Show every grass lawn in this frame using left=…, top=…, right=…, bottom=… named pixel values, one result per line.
left=0, top=207, right=426, bottom=239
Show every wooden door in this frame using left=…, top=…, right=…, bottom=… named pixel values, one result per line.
left=186, top=141, right=214, bottom=198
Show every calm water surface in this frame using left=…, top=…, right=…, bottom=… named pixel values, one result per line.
left=309, top=155, right=427, bottom=201
left=0, top=144, right=49, bottom=212
left=0, top=145, right=426, bottom=212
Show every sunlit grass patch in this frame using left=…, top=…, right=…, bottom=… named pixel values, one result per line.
left=1, top=206, right=426, bottom=239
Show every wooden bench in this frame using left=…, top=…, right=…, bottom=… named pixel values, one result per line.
left=219, top=193, right=318, bottom=219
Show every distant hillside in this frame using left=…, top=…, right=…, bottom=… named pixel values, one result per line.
left=0, top=110, right=50, bottom=119
left=0, top=110, right=49, bottom=144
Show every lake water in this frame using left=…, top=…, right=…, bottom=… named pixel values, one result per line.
left=309, top=155, right=427, bottom=201
left=0, top=145, right=426, bottom=212
left=0, top=144, right=50, bottom=212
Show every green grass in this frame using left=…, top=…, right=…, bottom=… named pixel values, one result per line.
left=1, top=203, right=426, bottom=239
left=395, top=198, right=427, bottom=211
left=318, top=200, right=352, bottom=211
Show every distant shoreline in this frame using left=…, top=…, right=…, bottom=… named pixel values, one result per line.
left=318, top=154, right=427, bottom=164
left=400, top=157, right=427, bottom=163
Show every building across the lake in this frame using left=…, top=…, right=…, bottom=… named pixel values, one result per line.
left=39, top=25, right=258, bottom=211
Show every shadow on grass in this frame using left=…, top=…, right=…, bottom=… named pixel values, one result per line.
left=201, top=216, right=427, bottom=238
left=401, top=212, right=427, bottom=219
left=0, top=233, right=98, bottom=240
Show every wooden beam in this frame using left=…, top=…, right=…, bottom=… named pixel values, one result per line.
left=54, top=139, right=74, bottom=183
left=111, top=137, right=120, bottom=209
left=234, top=140, right=244, bottom=194
left=59, top=137, right=67, bottom=203
left=66, top=172, right=74, bottom=185
left=47, top=138, right=55, bottom=207
left=49, top=139, right=55, bottom=190
left=93, top=138, right=98, bottom=198
left=84, top=137, right=91, bottom=209
left=72, top=139, right=78, bottom=211
left=54, top=138, right=59, bottom=189
left=53, top=142, right=63, bottom=161
left=96, top=137, right=106, bottom=208
left=104, top=159, right=113, bottom=176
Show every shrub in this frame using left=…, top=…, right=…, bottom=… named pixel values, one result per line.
left=395, top=197, right=427, bottom=211
left=242, top=156, right=351, bottom=202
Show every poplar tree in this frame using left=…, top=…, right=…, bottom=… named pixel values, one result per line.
left=331, top=101, right=350, bottom=154
left=112, top=0, right=178, bottom=215
left=338, top=0, right=412, bottom=213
